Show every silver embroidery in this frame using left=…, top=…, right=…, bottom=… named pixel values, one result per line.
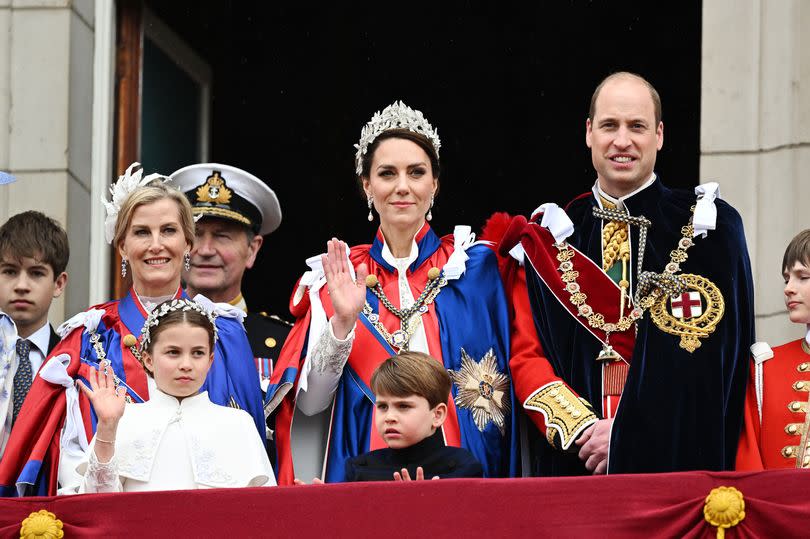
left=312, top=324, right=352, bottom=375
left=191, top=435, right=236, bottom=486
left=118, top=427, right=163, bottom=481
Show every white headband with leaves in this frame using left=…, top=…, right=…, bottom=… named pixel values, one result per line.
left=139, top=298, right=218, bottom=351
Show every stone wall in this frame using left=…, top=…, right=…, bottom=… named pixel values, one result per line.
left=0, top=0, right=95, bottom=324
left=702, top=0, right=810, bottom=344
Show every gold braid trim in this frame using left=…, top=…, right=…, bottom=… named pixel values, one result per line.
left=524, top=381, right=597, bottom=450
left=191, top=206, right=252, bottom=226
left=600, top=197, right=630, bottom=272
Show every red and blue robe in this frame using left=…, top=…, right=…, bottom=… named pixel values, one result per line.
left=266, top=225, right=520, bottom=484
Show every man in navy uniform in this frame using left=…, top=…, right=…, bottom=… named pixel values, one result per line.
left=172, top=163, right=292, bottom=394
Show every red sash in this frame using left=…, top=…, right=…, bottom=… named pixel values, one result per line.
left=520, top=221, right=636, bottom=417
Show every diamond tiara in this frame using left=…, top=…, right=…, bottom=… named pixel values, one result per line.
left=140, top=298, right=218, bottom=351
left=353, top=100, right=441, bottom=176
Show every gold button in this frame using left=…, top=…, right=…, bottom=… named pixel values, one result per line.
left=264, top=337, right=277, bottom=348
left=122, top=334, right=138, bottom=347
left=783, top=446, right=795, bottom=457
left=790, top=401, right=802, bottom=412
left=787, top=424, right=799, bottom=435
left=572, top=410, right=582, bottom=419
left=549, top=389, right=559, bottom=397
left=427, top=267, right=441, bottom=280
left=565, top=405, right=575, bottom=414
left=804, top=455, right=810, bottom=466
left=555, top=396, right=563, bottom=404
left=799, top=363, right=810, bottom=372
left=796, top=381, right=807, bottom=390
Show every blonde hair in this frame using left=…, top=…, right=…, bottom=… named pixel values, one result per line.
left=370, top=351, right=451, bottom=409
left=112, top=181, right=195, bottom=249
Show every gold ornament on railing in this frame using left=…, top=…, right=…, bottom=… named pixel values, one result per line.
left=19, top=509, right=64, bottom=539
left=703, top=486, right=745, bottom=539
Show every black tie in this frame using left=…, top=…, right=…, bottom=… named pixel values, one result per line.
left=12, top=339, right=32, bottom=425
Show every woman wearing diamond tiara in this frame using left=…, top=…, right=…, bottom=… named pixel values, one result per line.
left=267, top=101, right=519, bottom=483
left=0, top=164, right=261, bottom=496
left=77, top=298, right=275, bottom=492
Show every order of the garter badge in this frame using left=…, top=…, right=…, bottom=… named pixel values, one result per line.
left=449, top=348, right=510, bottom=435
left=650, top=273, right=725, bottom=353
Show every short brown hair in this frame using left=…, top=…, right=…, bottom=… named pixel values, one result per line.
left=112, top=180, right=195, bottom=250
left=589, top=71, right=662, bottom=125
left=783, top=230, right=810, bottom=274
left=370, top=351, right=451, bottom=409
left=0, top=211, right=69, bottom=276
left=141, top=302, right=216, bottom=377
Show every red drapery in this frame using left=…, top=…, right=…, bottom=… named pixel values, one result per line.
left=3, top=470, right=808, bottom=538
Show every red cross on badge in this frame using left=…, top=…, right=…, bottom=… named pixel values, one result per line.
left=671, top=291, right=703, bottom=319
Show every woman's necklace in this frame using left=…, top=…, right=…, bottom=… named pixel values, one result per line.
left=362, top=267, right=447, bottom=352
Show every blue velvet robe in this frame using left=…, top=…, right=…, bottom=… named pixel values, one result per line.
left=521, top=179, right=754, bottom=475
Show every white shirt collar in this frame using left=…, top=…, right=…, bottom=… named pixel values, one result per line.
left=805, top=326, right=810, bottom=347
left=24, top=321, right=52, bottom=356
left=593, top=173, right=657, bottom=210
left=380, top=226, right=423, bottom=271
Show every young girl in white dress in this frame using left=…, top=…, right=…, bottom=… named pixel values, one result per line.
left=77, top=298, right=276, bottom=492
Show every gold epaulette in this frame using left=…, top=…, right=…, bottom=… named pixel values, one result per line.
left=523, top=381, right=597, bottom=450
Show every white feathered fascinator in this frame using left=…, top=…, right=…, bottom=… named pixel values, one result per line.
left=102, top=162, right=170, bottom=244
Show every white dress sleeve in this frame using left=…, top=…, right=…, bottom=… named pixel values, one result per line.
left=57, top=437, right=88, bottom=495
left=295, top=318, right=355, bottom=416
left=78, top=448, right=123, bottom=493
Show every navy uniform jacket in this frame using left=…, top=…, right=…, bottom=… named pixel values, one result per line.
left=243, top=311, right=292, bottom=370
left=345, top=429, right=483, bottom=482
left=519, top=178, right=754, bottom=475
left=243, top=310, right=291, bottom=467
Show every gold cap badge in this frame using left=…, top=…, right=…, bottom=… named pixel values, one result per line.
left=195, top=171, right=233, bottom=205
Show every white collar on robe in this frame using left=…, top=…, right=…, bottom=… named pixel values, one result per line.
left=593, top=173, right=657, bottom=210
left=805, top=326, right=810, bottom=347
left=379, top=224, right=422, bottom=271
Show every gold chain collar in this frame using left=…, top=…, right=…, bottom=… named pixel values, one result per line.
left=555, top=207, right=699, bottom=359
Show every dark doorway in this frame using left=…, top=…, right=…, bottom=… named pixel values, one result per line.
left=143, top=1, right=702, bottom=316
